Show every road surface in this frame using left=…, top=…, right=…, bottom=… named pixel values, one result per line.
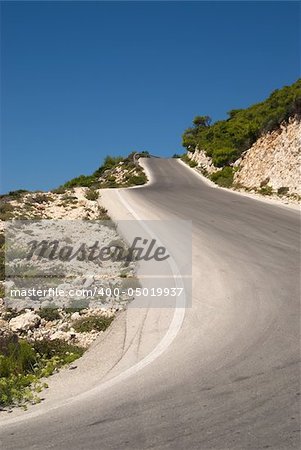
left=0, top=158, right=300, bottom=449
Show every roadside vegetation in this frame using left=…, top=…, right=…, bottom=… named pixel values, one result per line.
left=0, top=335, right=84, bottom=409
left=182, top=79, right=301, bottom=168
left=181, top=79, right=301, bottom=191
left=0, top=306, right=117, bottom=409
left=210, top=167, right=234, bottom=187
left=59, top=152, right=149, bottom=191
left=0, top=151, right=148, bottom=409
left=181, top=154, right=198, bottom=168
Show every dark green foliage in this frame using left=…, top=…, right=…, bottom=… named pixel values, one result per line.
left=0, top=234, right=4, bottom=281
left=125, top=173, right=148, bottom=186
left=181, top=154, right=198, bottom=168
left=210, top=167, right=234, bottom=187
left=0, top=338, right=36, bottom=377
left=85, top=188, right=99, bottom=201
left=193, top=115, right=212, bottom=128
left=259, top=185, right=273, bottom=196
left=182, top=79, right=301, bottom=167
left=96, top=206, right=109, bottom=220
left=51, top=186, right=67, bottom=194
left=72, top=315, right=114, bottom=333
left=0, top=335, right=84, bottom=408
left=0, top=190, right=28, bottom=200
left=32, top=339, right=84, bottom=364
left=61, top=174, right=97, bottom=189
left=27, top=194, right=49, bottom=204
left=38, top=308, right=61, bottom=321
left=277, top=186, right=289, bottom=196
left=93, top=155, right=124, bottom=178
left=137, top=151, right=150, bottom=157
left=59, top=152, right=147, bottom=190
left=0, top=202, right=14, bottom=221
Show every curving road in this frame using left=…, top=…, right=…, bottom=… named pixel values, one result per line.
left=0, top=158, right=300, bottom=449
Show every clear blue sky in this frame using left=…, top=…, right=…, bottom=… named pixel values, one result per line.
left=1, top=1, right=300, bottom=193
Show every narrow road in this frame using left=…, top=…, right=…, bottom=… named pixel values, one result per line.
left=1, top=158, right=300, bottom=449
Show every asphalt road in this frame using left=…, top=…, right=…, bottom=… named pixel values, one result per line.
left=1, top=158, right=300, bottom=449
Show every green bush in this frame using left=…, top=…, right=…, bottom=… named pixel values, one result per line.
left=97, top=206, right=109, bottom=220
left=126, top=174, right=147, bottom=186
left=54, top=153, right=147, bottom=191
left=0, top=339, right=36, bottom=377
left=72, top=315, right=114, bottom=333
left=38, top=308, right=61, bottom=322
left=0, top=336, right=84, bottom=409
left=210, top=167, right=234, bottom=187
left=277, top=186, right=289, bottom=196
left=61, top=174, right=96, bottom=189
left=85, top=189, right=99, bottom=201
left=0, top=238, right=4, bottom=281
left=259, top=185, right=273, bottom=196
left=0, top=202, right=14, bottom=221
left=0, top=190, right=28, bottom=200
left=93, top=155, right=124, bottom=178
left=181, top=155, right=198, bottom=168
left=51, top=186, right=66, bottom=194
left=182, top=79, right=301, bottom=167
left=32, top=339, right=84, bottom=365
left=31, top=194, right=49, bottom=204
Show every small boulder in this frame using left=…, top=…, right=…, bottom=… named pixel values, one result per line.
left=9, top=311, right=40, bottom=332
left=49, top=330, right=69, bottom=341
left=71, top=312, right=80, bottom=321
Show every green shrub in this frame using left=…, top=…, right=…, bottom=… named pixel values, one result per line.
left=38, top=308, right=61, bottom=321
left=0, top=372, right=45, bottom=409
left=32, top=339, right=84, bottom=365
left=182, top=79, right=301, bottom=167
left=277, top=186, right=289, bottom=196
left=210, top=167, right=234, bottom=187
left=126, top=174, right=147, bottom=186
left=259, top=185, right=273, bottom=196
left=85, top=189, right=99, bottom=201
left=96, top=206, right=109, bottom=220
left=0, top=239, right=4, bottom=281
left=54, top=153, right=147, bottom=191
left=0, top=202, right=14, bottom=221
left=62, top=194, right=78, bottom=204
left=0, top=339, right=37, bottom=378
left=52, top=187, right=66, bottom=194
left=72, top=315, right=114, bottom=333
left=0, top=336, right=84, bottom=409
left=93, top=155, right=124, bottom=178
left=181, top=154, right=198, bottom=168
left=0, top=190, right=28, bottom=200
left=32, top=194, right=49, bottom=204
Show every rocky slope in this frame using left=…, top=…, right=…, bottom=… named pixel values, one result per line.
left=233, top=117, right=300, bottom=195
left=0, top=156, right=147, bottom=408
left=186, top=146, right=216, bottom=175
left=186, top=117, right=300, bottom=201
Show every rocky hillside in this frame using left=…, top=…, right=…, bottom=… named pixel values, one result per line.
left=182, top=79, right=301, bottom=201
left=0, top=153, right=147, bottom=409
left=182, top=79, right=300, bottom=166
left=233, top=117, right=300, bottom=195
left=60, top=152, right=148, bottom=189
left=185, top=116, right=300, bottom=200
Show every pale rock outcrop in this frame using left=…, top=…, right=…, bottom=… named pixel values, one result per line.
left=9, top=310, right=40, bottom=332
left=187, top=147, right=217, bottom=174
left=234, top=118, right=301, bottom=194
